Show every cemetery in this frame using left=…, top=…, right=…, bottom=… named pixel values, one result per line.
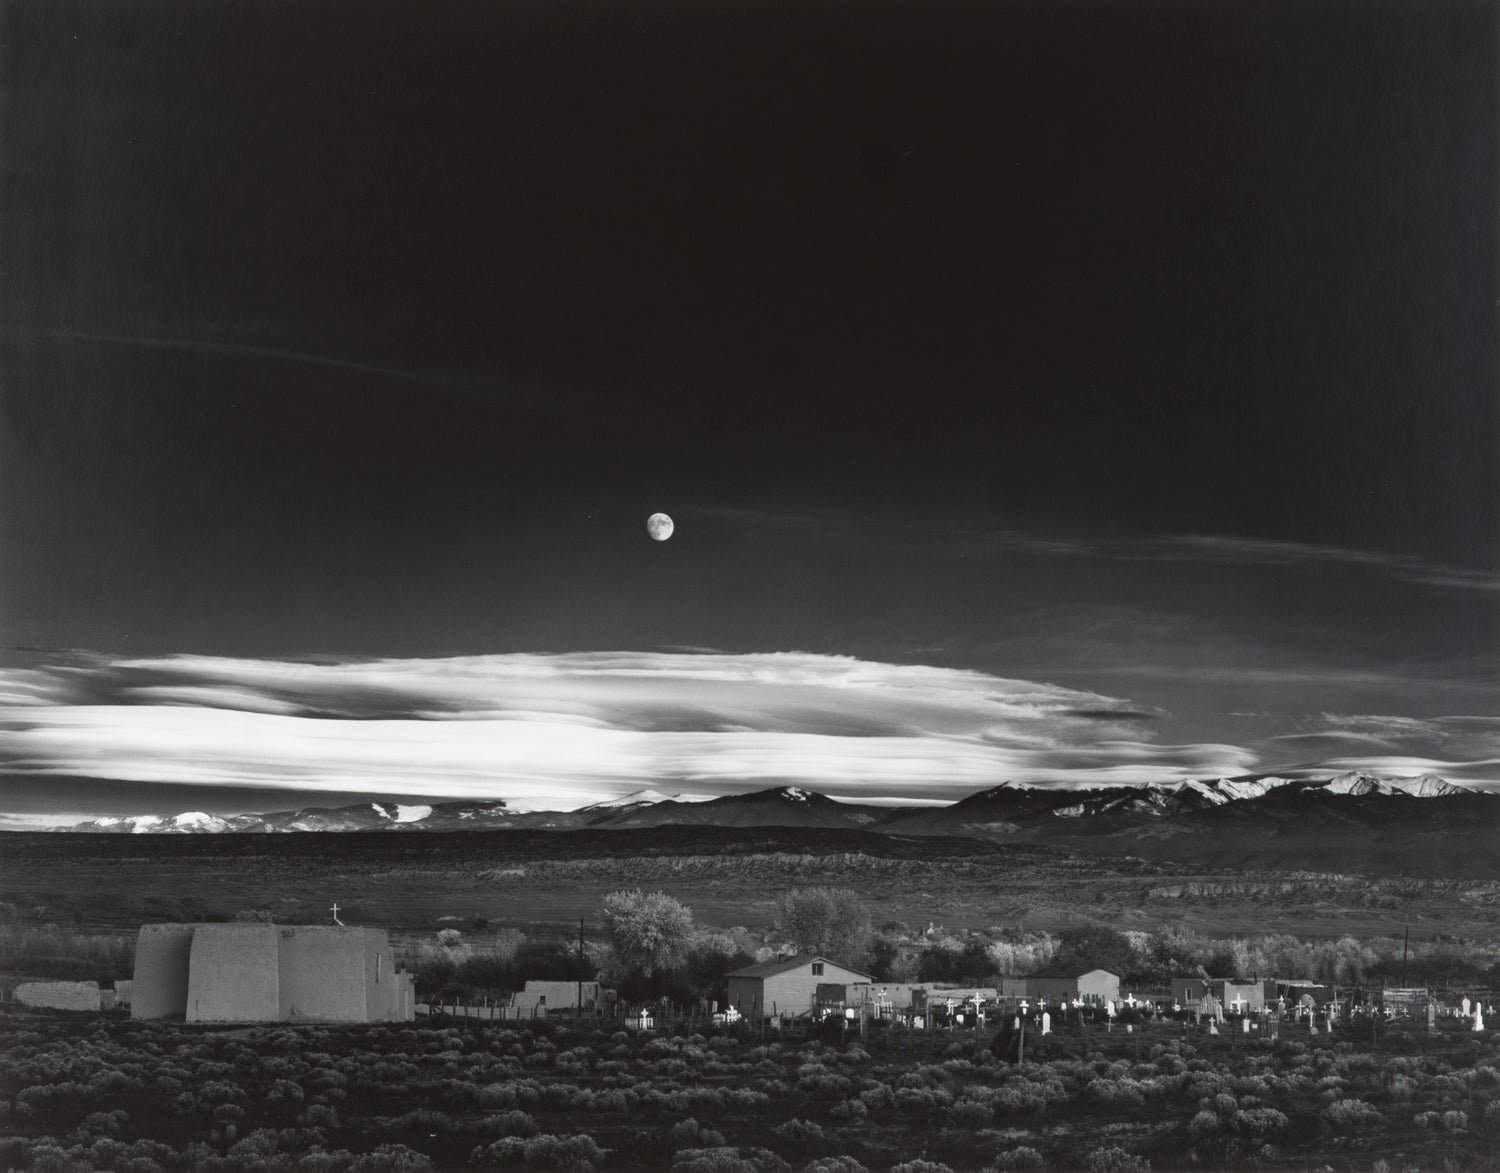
left=2, top=980, right=1499, bottom=1173
left=3, top=889, right=1500, bottom=1169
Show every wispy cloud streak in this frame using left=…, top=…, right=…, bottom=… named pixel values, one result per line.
left=0, top=651, right=1244, bottom=806
left=702, top=508, right=1498, bottom=594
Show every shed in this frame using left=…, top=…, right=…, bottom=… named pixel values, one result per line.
left=14, top=981, right=102, bottom=1012
left=1171, top=976, right=1209, bottom=1005
left=1021, top=966, right=1120, bottom=1005
left=1212, top=978, right=1266, bottom=1011
left=505, top=980, right=604, bottom=1018
left=726, top=953, right=872, bottom=1019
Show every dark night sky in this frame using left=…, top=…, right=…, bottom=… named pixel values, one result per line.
left=1, top=0, right=1496, bottom=819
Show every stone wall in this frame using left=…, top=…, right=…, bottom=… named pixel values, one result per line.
left=14, top=980, right=101, bottom=1012
left=132, top=924, right=194, bottom=1019
left=187, top=924, right=279, bottom=1022
left=113, top=979, right=133, bottom=1008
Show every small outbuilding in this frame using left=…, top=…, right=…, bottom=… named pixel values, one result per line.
left=1172, top=976, right=1269, bottom=1010
left=1021, top=966, right=1120, bottom=1006
left=14, top=981, right=103, bottom=1012
left=726, top=953, right=872, bottom=1019
left=504, top=981, right=605, bottom=1018
left=1171, top=977, right=1210, bottom=1005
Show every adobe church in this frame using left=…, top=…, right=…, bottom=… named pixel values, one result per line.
left=132, top=922, right=415, bottom=1023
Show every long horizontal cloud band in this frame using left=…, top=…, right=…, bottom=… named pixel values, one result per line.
left=2, top=652, right=1495, bottom=809
left=0, top=651, right=1252, bottom=807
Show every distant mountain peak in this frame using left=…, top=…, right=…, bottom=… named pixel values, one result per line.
left=42, top=770, right=1483, bottom=834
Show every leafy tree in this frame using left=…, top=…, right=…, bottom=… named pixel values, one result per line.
left=867, top=934, right=904, bottom=981
left=685, top=932, right=754, bottom=1000
left=600, top=890, right=696, bottom=994
left=775, top=888, right=872, bottom=965
left=1054, top=926, right=1138, bottom=978
left=916, top=939, right=994, bottom=983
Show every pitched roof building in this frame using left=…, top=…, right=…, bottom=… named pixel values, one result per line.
left=726, top=953, right=873, bottom=1019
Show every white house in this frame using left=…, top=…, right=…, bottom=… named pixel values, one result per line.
left=726, top=953, right=873, bottom=1019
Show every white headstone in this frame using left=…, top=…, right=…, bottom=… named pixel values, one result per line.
left=1462, top=997, right=1471, bottom=1017
left=1474, top=1002, right=1485, bottom=1031
left=1040, top=1011, right=1051, bottom=1035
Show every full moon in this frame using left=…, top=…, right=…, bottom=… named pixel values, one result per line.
left=646, top=512, right=674, bottom=542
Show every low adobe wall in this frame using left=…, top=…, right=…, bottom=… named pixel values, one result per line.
left=188, top=925, right=279, bottom=1022
left=14, top=981, right=101, bottom=1012
left=132, top=924, right=194, bottom=1019
left=113, top=979, right=133, bottom=1008
left=522, top=981, right=601, bottom=1010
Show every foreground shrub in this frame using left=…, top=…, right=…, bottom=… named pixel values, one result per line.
left=803, top=1159, right=868, bottom=1173
left=988, top=1148, right=1045, bottom=1172
left=470, top=1133, right=606, bottom=1173
left=1231, top=1109, right=1289, bottom=1137
left=1320, top=1099, right=1381, bottom=1129
left=1084, top=1148, right=1150, bottom=1173
left=481, top=1111, right=540, bottom=1138
left=350, top=1145, right=434, bottom=1173
left=671, top=1149, right=791, bottom=1173
left=668, top=1119, right=726, bottom=1151
left=771, top=1119, right=825, bottom=1150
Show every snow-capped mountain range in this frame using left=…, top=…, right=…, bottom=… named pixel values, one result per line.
left=44, top=771, right=1486, bottom=835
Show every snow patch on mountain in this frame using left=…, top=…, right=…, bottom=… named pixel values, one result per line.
left=1315, top=771, right=1469, bottom=797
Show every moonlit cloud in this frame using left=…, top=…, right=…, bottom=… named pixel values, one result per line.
left=3, top=651, right=1495, bottom=814
left=0, top=651, right=1246, bottom=808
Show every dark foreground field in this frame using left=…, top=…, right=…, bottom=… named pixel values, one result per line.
left=3, top=829, right=1498, bottom=943
left=2, top=1006, right=1499, bottom=1172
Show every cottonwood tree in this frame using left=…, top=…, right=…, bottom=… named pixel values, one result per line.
left=600, top=889, right=696, bottom=994
left=1054, top=926, right=1139, bottom=978
left=775, top=887, right=872, bottom=965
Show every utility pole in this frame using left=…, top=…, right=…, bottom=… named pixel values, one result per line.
left=577, top=917, right=585, bottom=1017
left=1400, top=925, right=1409, bottom=988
